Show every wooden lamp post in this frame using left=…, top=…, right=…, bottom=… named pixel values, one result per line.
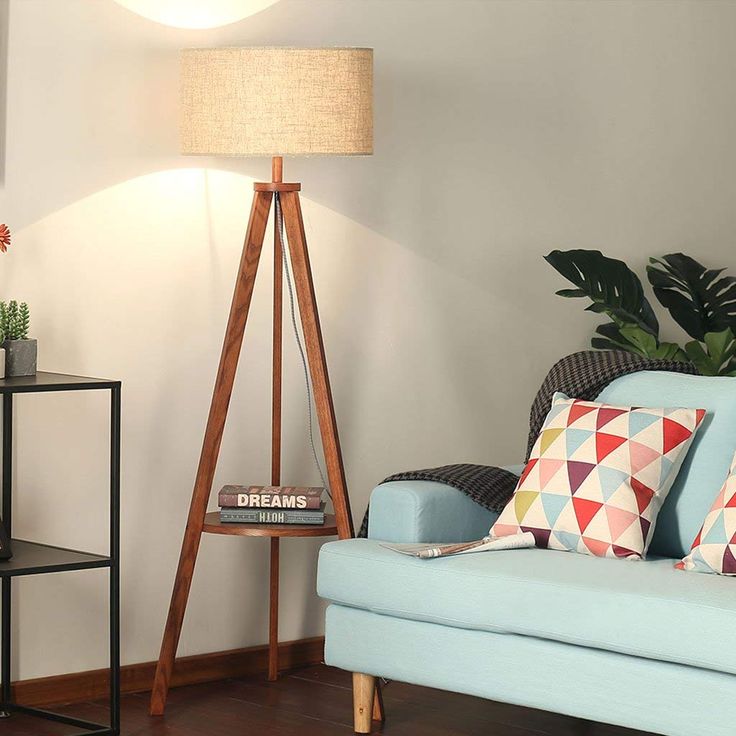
left=150, top=47, right=374, bottom=716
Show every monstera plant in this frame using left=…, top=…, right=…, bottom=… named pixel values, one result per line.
left=545, top=249, right=736, bottom=376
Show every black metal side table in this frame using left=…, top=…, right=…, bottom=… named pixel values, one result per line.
left=0, top=372, right=121, bottom=735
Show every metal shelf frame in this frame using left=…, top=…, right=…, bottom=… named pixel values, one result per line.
left=0, top=372, right=121, bottom=735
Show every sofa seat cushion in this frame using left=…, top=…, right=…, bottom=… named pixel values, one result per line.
left=318, top=538, right=736, bottom=675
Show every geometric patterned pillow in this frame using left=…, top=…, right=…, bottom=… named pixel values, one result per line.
left=490, top=392, right=706, bottom=561
left=677, top=450, right=736, bottom=575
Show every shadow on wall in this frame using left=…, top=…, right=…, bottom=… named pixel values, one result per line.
left=0, top=0, right=8, bottom=185
left=5, top=166, right=534, bottom=503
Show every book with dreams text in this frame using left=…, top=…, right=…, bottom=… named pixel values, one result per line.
left=218, top=485, right=324, bottom=510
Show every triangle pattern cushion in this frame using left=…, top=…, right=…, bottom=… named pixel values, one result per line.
left=679, top=449, right=736, bottom=575
left=597, top=466, right=629, bottom=500
left=628, top=411, right=661, bottom=438
left=491, top=391, right=705, bottom=560
left=596, top=432, right=627, bottom=462
left=566, top=428, right=595, bottom=458
left=539, top=458, right=565, bottom=489
left=540, top=492, right=569, bottom=525
left=595, top=373, right=736, bottom=559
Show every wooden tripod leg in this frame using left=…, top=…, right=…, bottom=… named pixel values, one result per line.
left=278, top=192, right=354, bottom=539
left=149, top=191, right=273, bottom=716
left=267, top=537, right=280, bottom=681
left=279, top=192, right=384, bottom=721
left=268, top=188, right=284, bottom=683
left=272, top=187, right=283, bottom=488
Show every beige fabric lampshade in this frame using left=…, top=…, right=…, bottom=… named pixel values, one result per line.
left=180, top=47, right=373, bottom=157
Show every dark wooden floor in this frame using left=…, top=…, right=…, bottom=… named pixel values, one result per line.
left=2, top=664, right=652, bottom=736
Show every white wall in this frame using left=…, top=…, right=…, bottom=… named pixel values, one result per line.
left=2, top=0, right=736, bottom=679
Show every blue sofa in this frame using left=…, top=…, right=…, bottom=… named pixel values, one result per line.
left=318, top=371, right=736, bottom=735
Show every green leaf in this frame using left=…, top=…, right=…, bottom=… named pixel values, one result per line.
left=555, top=289, right=587, bottom=298
left=591, top=337, right=632, bottom=352
left=545, top=249, right=659, bottom=336
left=595, top=322, right=632, bottom=346
left=685, top=341, right=715, bottom=375
left=647, top=254, right=736, bottom=341
left=655, top=342, right=689, bottom=361
left=590, top=322, right=686, bottom=361
left=684, top=328, right=736, bottom=375
left=619, top=323, right=657, bottom=354
left=592, top=323, right=645, bottom=356
left=704, top=329, right=736, bottom=362
left=618, top=324, right=687, bottom=361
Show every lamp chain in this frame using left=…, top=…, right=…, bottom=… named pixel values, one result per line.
left=274, top=193, right=331, bottom=499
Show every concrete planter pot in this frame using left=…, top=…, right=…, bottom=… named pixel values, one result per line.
left=2, top=339, right=37, bottom=377
left=0, top=348, right=4, bottom=379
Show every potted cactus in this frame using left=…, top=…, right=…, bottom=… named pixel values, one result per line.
left=0, top=301, right=36, bottom=377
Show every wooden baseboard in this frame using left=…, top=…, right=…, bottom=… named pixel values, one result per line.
left=11, top=636, right=324, bottom=708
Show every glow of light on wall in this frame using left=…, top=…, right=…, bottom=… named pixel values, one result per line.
left=111, top=0, right=280, bottom=29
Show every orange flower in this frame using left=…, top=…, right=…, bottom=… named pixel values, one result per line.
left=0, top=224, right=9, bottom=253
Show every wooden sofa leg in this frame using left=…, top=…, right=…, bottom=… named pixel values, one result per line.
left=353, top=672, right=376, bottom=734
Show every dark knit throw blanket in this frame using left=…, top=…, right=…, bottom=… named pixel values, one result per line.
left=357, top=350, right=698, bottom=538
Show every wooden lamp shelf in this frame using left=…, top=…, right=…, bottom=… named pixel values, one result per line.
left=202, top=512, right=338, bottom=538
left=199, top=511, right=338, bottom=683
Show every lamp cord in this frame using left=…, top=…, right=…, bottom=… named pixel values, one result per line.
left=274, top=193, right=331, bottom=499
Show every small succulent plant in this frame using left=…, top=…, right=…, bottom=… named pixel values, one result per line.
left=0, top=301, right=31, bottom=341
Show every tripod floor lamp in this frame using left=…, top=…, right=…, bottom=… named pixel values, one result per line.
left=150, top=47, right=377, bottom=716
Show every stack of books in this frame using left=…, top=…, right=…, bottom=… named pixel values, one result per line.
left=218, top=485, right=326, bottom=525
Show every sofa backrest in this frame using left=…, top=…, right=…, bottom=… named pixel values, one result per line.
left=596, top=371, right=736, bottom=559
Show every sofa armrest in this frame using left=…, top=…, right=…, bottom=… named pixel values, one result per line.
left=367, top=466, right=522, bottom=543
